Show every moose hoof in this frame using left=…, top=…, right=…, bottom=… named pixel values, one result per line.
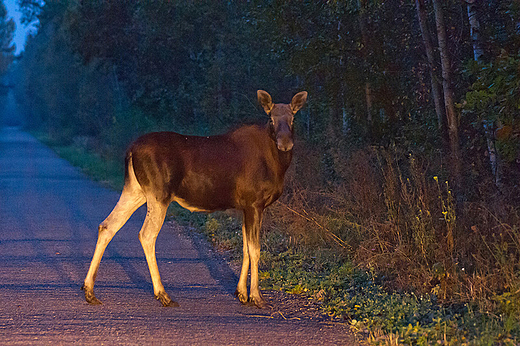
left=248, top=296, right=273, bottom=309
left=155, top=292, right=179, bottom=307
left=81, top=285, right=102, bottom=305
left=234, top=289, right=249, bottom=305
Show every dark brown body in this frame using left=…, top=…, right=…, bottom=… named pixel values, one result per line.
left=82, top=90, right=307, bottom=308
left=130, top=126, right=291, bottom=212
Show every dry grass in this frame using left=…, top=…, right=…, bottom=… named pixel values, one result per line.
left=269, top=143, right=520, bottom=309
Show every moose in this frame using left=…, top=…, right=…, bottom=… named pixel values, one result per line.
left=82, top=90, right=307, bottom=309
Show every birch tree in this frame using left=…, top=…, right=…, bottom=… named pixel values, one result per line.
left=415, top=0, right=445, bottom=130
left=466, top=0, right=484, bottom=62
left=466, top=0, right=500, bottom=186
left=358, top=0, right=373, bottom=125
left=432, top=0, right=462, bottom=187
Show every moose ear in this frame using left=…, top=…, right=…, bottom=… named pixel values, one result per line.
left=257, top=90, right=274, bottom=114
left=290, top=91, right=308, bottom=113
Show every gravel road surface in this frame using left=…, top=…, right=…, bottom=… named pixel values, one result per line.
left=0, top=127, right=358, bottom=345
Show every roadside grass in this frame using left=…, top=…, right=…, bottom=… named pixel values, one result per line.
left=34, top=132, right=125, bottom=190
left=41, top=135, right=520, bottom=345
left=197, top=211, right=520, bottom=346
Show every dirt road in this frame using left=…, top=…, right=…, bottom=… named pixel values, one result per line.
left=0, top=127, right=358, bottom=345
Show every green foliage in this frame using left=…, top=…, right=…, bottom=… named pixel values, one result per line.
left=464, top=53, right=520, bottom=162
left=202, top=214, right=242, bottom=254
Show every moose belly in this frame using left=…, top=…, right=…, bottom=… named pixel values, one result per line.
left=172, top=172, right=236, bottom=212
left=172, top=196, right=214, bottom=213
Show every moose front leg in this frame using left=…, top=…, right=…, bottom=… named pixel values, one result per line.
left=239, top=206, right=271, bottom=309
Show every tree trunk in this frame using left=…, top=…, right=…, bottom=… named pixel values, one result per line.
left=358, top=0, right=373, bottom=125
left=466, top=0, right=501, bottom=187
left=432, top=0, right=462, bottom=188
left=483, top=120, right=499, bottom=184
left=415, top=0, right=445, bottom=131
left=466, top=0, right=484, bottom=61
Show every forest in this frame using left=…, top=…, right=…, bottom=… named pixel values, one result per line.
left=2, top=0, right=520, bottom=344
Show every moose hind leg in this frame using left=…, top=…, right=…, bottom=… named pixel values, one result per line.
left=82, top=188, right=145, bottom=304
left=139, top=200, right=178, bottom=307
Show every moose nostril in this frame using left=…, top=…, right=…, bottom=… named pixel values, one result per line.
left=277, top=140, right=294, bottom=151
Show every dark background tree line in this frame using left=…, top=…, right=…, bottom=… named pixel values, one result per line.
left=8, top=1, right=519, bottom=194
left=3, top=0, right=520, bottom=333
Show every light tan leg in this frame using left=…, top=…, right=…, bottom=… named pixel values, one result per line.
left=243, top=206, right=271, bottom=309
left=82, top=187, right=145, bottom=304
left=235, top=220, right=250, bottom=304
left=138, top=200, right=178, bottom=307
